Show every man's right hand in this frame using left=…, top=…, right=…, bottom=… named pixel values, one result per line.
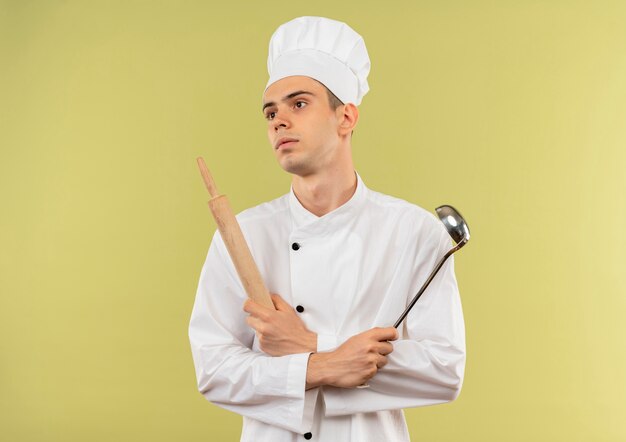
left=305, top=327, right=398, bottom=389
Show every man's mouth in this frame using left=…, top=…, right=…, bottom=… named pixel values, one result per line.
left=275, top=137, right=299, bottom=150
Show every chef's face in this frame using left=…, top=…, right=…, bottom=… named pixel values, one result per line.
left=262, top=76, right=345, bottom=177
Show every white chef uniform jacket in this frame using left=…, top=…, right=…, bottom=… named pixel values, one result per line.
left=189, top=173, right=466, bottom=441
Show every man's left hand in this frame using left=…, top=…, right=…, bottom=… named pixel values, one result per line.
left=244, top=294, right=317, bottom=356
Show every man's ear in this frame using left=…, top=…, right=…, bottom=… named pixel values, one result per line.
left=337, top=103, right=359, bottom=136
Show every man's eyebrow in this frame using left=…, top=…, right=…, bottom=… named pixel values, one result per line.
left=262, top=90, right=315, bottom=112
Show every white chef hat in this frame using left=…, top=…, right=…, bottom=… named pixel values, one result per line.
left=265, top=16, right=371, bottom=106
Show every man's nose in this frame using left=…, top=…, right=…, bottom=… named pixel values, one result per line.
left=272, top=112, right=290, bottom=131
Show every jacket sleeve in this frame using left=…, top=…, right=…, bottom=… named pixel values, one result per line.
left=188, top=232, right=319, bottom=433
left=322, top=221, right=466, bottom=416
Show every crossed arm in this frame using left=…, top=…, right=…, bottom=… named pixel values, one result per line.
left=244, top=293, right=398, bottom=390
left=190, top=225, right=465, bottom=432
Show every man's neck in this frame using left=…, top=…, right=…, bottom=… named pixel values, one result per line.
left=291, top=166, right=357, bottom=217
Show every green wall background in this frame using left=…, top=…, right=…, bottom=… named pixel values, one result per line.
left=1, top=1, right=625, bottom=440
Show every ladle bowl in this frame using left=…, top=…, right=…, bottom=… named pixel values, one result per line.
left=436, top=205, right=470, bottom=247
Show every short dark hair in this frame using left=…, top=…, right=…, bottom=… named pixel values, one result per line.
left=311, top=78, right=344, bottom=110
left=322, top=84, right=353, bottom=135
left=325, top=87, right=344, bottom=110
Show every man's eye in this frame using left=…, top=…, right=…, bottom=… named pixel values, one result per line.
left=295, top=101, right=307, bottom=109
left=265, top=111, right=276, bottom=120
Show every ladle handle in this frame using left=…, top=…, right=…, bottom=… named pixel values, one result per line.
left=393, top=244, right=462, bottom=329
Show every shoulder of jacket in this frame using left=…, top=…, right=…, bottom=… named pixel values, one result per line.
left=364, top=188, right=445, bottom=239
left=365, top=188, right=434, bottom=219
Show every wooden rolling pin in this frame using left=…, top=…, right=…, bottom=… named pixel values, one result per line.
left=196, top=157, right=275, bottom=309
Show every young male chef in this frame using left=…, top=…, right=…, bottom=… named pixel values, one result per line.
left=189, top=16, right=466, bottom=442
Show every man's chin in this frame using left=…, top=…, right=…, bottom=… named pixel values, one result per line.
left=277, top=158, right=311, bottom=176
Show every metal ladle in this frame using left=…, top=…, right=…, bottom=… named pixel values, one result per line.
left=393, top=205, right=470, bottom=328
